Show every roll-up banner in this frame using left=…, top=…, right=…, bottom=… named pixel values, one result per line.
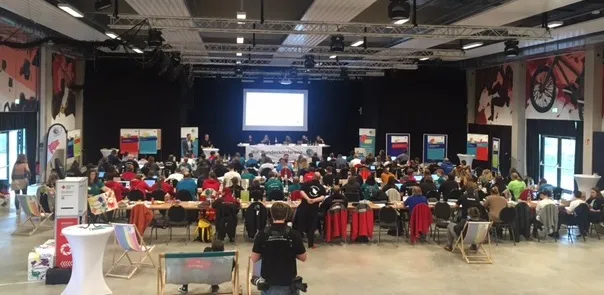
left=423, top=134, right=447, bottom=163
left=386, top=133, right=410, bottom=158
left=359, top=128, right=376, bottom=155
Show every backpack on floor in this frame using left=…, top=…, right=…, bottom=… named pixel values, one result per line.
left=194, top=219, right=213, bottom=243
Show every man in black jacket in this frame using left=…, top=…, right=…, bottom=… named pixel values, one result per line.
left=439, top=173, right=459, bottom=200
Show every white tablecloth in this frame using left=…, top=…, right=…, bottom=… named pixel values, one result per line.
left=61, top=224, right=114, bottom=295
left=239, top=144, right=329, bottom=162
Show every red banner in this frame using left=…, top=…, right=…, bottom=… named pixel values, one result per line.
left=55, top=217, right=78, bottom=268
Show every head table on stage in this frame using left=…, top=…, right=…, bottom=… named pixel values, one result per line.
left=237, top=144, right=330, bottom=162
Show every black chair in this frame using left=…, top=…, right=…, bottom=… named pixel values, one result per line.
left=165, top=205, right=191, bottom=242
left=477, top=190, right=487, bottom=201
left=552, top=187, right=563, bottom=201
left=568, top=203, right=591, bottom=242
left=128, top=190, right=145, bottom=201
left=378, top=206, right=400, bottom=246
left=432, top=202, right=452, bottom=244
left=260, top=168, right=272, bottom=179
left=268, top=190, right=285, bottom=201
left=250, top=189, right=264, bottom=202
left=497, top=207, right=517, bottom=246
left=427, top=190, right=440, bottom=202
left=151, top=190, right=167, bottom=201
left=345, top=192, right=361, bottom=202
left=176, top=190, right=193, bottom=201
left=447, top=189, right=462, bottom=202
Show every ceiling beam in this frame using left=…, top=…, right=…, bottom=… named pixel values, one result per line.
left=182, top=56, right=417, bottom=69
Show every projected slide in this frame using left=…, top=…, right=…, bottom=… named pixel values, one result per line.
left=242, top=89, right=308, bottom=131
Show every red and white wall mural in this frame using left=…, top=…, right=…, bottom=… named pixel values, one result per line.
left=475, top=64, right=513, bottom=126
left=0, top=46, right=40, bottom=112
left=51, top=53, right=81, bottom=131
left=526, top=52, right=584, bottom=121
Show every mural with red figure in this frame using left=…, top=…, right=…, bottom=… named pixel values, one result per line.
left=0, top=46, right=40, bottom=112
left=474, top=64, right=513, bottom=126
left=51, top=53, right=82, bottom=131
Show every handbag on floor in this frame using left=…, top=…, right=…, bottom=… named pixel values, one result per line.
left=45, top=267, right=72, bottom=285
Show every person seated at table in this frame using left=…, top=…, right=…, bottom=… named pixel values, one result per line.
left=179, top=157, right=193, bottom=174
left=260, top=134, right=271, bottom=145
left=300, top=135, right=309, bottom=144
left=276, top=158, right=293, bottom=173
left=444, top=207, right=481, bottom=252
left=202, top=171, right=221, bottom=194
left=586, top=187, right=604, bottom=224
left=212, top=159, right=228, bottom=178
left=259, top=160, right=275, bottom=178
left=318, top=155, right=331, bottom=170
left=405, top=169, right=417, bottom=183
left=335, top=154, right=347, bottom=169
left=556, top=190, right=586, bottom=236
left=248, top=179, right=265, bottom=201
left=360, top=176, right=379, bottom=200
left=537, top=178, right=555, bottom=193
left=434, top=169, right=446, bottom=189
left=163, top=154, right=178, bottom=176
left=283, top=136, right=293, bottom=145
left=505, top=168, right=522, bottom=185
left=143, top=171, right=156, bottom=182
left=247, top=134, right=254, bottom=145
left=151, top=176, right=175, bottom=197
left=316, top=135, right=325, bottom=145
left=103, top=172, right=125, bottom=202
left=320, top=185, right=348, bottom=213
left=258, top=153, right=270, bottom=165
left=265, top=172, right=284, bottom=201
left=456, top=181, right=481, bottom=219
left=493, top=176, right=506, bottom=195
left=124, top=154, right=140, bottom=172
left=223, top=177, right=244, bottom=200
left=439, top=173, right=459, bottom=200
left=483, top=187, right=507, bottom=222
left=143, top=156, right=160, bottom=176
left=419, top=170, right=430, bottom=184
left=404, top=186, right=428, bottom=216
left=208, top=151, right=218, bottom=164
left=201, top=134, right=213, bottom=148
left=223, top=163, right=241, bottom=189
left=241, top=168, right=256, bottom=182
left=322, top=167, right=337, bottom=187
left=311, top=153, right=321, bottom=166
left=380, top=167, right=395, bottom=184
left=478, top=169, right=493, bottom=188
left=506, top=172, right=526, bottom=201
left=245, top=153, right=258, bottom=168
left=176, top=172, right=198, bottom=200
left=349, top=154, right=362, bottom=168
left=87, top=169, right=111, bottom=196
left=419, top=175, right=436, bottom=196
left=130, top=174, right=153, bottom=197
left=342, top=176, right=361, bottom=195
left=440, top=158, right=454, bottom=175
left=381, top=175, right=399, bottom=192
left=121, top=165, right=136, bottom=181
left=297, top=158, right=310, bottom=177
left=288, top=176, right=302, bottom=192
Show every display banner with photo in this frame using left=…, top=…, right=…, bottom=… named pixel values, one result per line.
left=46, top=124, right=67, bottom=173
left=423, top=134, right=447, bottom=163
left=354, top=147, right=367, bottom=159
left=385, top=133, right=410, bottom=158
left=467, top=133, right=489, bottom=161
left=181, top=127, right=199, bottom=157
left=119, top=129, right=139, bottom=157
left=359, top=128, right=376, bottom=155
left=139, top=129, right=159, bottom=155
left=492, top=137, right=501, bottom=173
left=66, top=129, right=81, bottom=161
left=475, top=64, right=513, bottom=126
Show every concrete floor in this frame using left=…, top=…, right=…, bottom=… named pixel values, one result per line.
left=1, top=199, right=604, bottom=295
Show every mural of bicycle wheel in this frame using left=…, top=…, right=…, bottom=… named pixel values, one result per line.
left=526, top=52, right=584, bottom=121
left=475, top=64, right=513, bottom=126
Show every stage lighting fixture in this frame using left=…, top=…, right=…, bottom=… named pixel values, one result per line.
left=547, top=21, right=563, bottom=29
left=462, top=42, right=483, bottom=50
left=330, top=34, right=345, bottom=52
left=304, top=55, right=316, bottom=68
left=504, top=40, right=520, bottom=57
left=58, top=3, right=84, bottom=18
left=351, top=40, right=364, bottom=47
left=132, top=47, right=143, bottom=54
left=95, top=0, right=112, bottom=11
left=237, top=37, right=244, bottom=44
left=329, top=55, right=337, bottom=59
left=388, top=0, right=410, bottom=21
left=147, top=29, right=164, bottom=47
left=419, top=57, right=429, bottom=61
left=236, top=52, right=242, bottom=56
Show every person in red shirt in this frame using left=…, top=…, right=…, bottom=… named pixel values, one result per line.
left=223, top=178, right=244, bottom=200
left=202, top=171, right=221, bottom=193
left=121, top=165, right=136, bottom=181
left=151, top=176, right=175, bottom=197
left=130, top=174, right=153, bottom=199
left=104, top=172, right=125, bottom=202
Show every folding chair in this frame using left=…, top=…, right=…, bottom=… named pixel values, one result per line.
left=12, top=195, right=53, bottom=236
left=246, top=257, right=262, bottom=295
left=158, top=250, right=239, bottom=295
left=105, top=223, right=156, bottom=279
left=452, top=221, right=493, bottom=264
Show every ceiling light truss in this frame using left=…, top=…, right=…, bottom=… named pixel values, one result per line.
left=192, top=67, right=385, bottom=79
left=109, top=15, right=551, bottom=41
left=182, top=56, right=417, bottom=69
left=167, top=42, right=465, bottom=59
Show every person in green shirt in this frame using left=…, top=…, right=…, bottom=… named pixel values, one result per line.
left=435, top=169, right=446, bottom=189
left=264, top=172, right=284, bottom=201
left=361, top=176, right=380, bottom=200
left=241, top=168, right=256, bottom=181
left=87, top=170, right=109, bottom=196
left=288, top=176, right=302, bottom=192
left=506, top=172, right=526, bottom=201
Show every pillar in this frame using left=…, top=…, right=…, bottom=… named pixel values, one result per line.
left=510, top=61, right=526, bottom=176
left=466, top=70, right=476, bottom=126
left=582, top=45, right=603, bottom=174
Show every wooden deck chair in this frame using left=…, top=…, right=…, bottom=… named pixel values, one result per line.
left=106, top=223, right=156, bottom=279
left=12, top=195, right=53, bottom=236
left=246, top=257, right=262, bottom=295
left=453, top=221, right=493, bottom=264
left=157, top=250, right=239, bottom=295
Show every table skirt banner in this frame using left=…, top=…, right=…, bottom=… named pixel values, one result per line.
left=492, top=137, right=500, bottom=173
left=386, top=133, right=410, bottom=158
left=139, top=129, right=159, bottom=154
left=423, top=134, right=447, bottom=163
left=181, top=127, right=199, bottom=157
left=359, top=128, right=376, bottom=155
left=245, top=145, right=323, bottom=162
left=120, top=129, right=139, bottom=157
left=467, top=133, right=489, bottom=161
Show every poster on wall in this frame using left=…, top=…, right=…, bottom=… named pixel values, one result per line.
left=139, top=129, right=158, bottom=155
left=423, top=134, right=448, bottom=163
left=467, top=133, right=489, bottom=161
left=181, top=127, right=199, bottom=157
left=359, top=128, right=376, bottom=155
left=475, top=64, right=513, bottom=126
left=385, top=133, right=410, bottom=158
left=46, top=124, right=67, bottom=179
left=526, top=52, right=584, bottom=121
left=120, top=129, right=139, bottom=157
left=51, top=54, right=81, bottom=130
left=0, top=47, right=40, bottom=112
left=66, top=130, right=81, bottom=161
left=492, top=137, right=501, bottom=173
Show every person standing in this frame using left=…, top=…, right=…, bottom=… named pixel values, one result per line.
left=297, top=173, right=326, bottom=248
left=201, top=134, right=213, bottom=148
left=182, top=133, right=194, bottom=156
left=252, top=202, right=307, bottom=295
left=11, top=154, right=30, bottom=211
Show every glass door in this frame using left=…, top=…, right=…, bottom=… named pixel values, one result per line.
left=0, top=132, right=7, bottom=182
left=540, top=135, right=575, bottom=192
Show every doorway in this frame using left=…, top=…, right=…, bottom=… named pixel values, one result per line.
left=540, top=135, right=575, bottom=192
left=0, top=129, right=27, bottom=184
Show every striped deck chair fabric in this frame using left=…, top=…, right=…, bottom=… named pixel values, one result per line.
left=454, top=221, right=493, bottom=264
left=105, top=223, right=155, bottom=279
left=12, top=195, right=53, bottom=236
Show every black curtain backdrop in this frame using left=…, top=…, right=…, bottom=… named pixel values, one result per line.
left=83, top=59, right=185, bottom=163
left=593, top=132, right=604, bottom=189
left=526, top=119, right=583, bottom=181
left=0, top=112, right=37, bottom=183
left=468, top=124, right=512, bottom=176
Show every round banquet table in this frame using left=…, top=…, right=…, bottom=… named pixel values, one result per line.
left=61, top=224, right=114, bottom=295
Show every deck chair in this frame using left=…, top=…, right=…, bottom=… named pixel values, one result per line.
left=13, top=195, right=53, bottom=236
left=246, top=257, right=262, bottom=295
left=157, top=250, right=239, bottom=295
left=453, top=221, right=493, bottom=264
left=106, top=223, right=156, bottom=279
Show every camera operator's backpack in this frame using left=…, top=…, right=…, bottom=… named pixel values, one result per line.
left=194, top=218, right=213, bottom=243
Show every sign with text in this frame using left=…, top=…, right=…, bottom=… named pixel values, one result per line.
left=386, top=133, right=410, bottom=158
left=423, top=134, right=448, bottom=163
left=359, top=128, right=376, bottom=155
left=467, top=133, right=489, bottom=161
left=120, top=129, right=139, bottom=157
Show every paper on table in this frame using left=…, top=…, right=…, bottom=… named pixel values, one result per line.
left=374, top=203, right=386, bottom=208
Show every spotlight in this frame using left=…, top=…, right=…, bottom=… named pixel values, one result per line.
left=237, top=37, right=244, bottom=44
left=419, top=57, right=429, bottom=61
left=330, top=34, right=345, bottom=52
left=504, top=40, right=520, bottom=57
left=547, top=21, right=563, bottom=29
left=351, top=40, right=364, bottom=47
left=388, top=0, right=410, bottom=21
left=329, top=55, right=337, bottom=59
left=236, top=52, right=242, bottom=57
left=147, top=29, right=164, bottom=47
left=236, top=11, right=247, bottom=20
left=304, top=55, right=316, bottom=69
left=95, top=0, right=112, bottom=11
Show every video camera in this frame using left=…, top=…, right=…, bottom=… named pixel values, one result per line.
left=250, top=276, right=308, bottom=293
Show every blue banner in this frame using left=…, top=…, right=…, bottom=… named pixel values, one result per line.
left=139, top=136, right=158, bottom=154
left=423, top=134, right=447, bottom=163
left=386, top=133, right=410, bottom=158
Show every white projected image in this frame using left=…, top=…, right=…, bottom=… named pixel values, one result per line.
left=242, top=89, right=308, bottom=131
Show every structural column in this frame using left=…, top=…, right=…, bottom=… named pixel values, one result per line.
left=466, top=70, right=476, bottom=126
left=510, top=61, right=526, bottom=176
left=582, top=45, right=603, bottom=174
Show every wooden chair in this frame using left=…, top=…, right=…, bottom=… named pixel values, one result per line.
left=453, top=221, right=493, bottom=264
left=157, top=250, right=239, bottom=295
left=246, top=257, right=261, bottom=295
left=12, top=195, right=53, bottom=236
left=105, top=223, right=156, bottom=279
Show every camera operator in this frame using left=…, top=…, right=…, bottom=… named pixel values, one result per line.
left=251, top=202, right=307, bottom=295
